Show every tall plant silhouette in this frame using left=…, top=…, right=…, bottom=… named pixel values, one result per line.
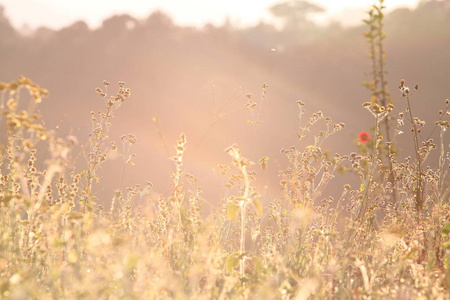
left=362, top=0, right=397, bottom=202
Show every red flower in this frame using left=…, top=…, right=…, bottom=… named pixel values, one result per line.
left=358, top=131, right=370, bottom=143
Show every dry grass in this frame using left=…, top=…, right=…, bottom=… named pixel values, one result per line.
left=0, top=73, right=449, bottom=300
left=1, top=3, right=450, bottom=297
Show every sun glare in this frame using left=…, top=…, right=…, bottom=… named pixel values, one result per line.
left=3, top=0, right=421, bottom=29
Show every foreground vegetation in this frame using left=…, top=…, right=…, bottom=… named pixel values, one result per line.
left=1, top=2, right=450, bottom=300
left=0, top=73, right=449, bottom=299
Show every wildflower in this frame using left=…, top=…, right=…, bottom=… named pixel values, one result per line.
left=358, top=131, right=371, bottom=143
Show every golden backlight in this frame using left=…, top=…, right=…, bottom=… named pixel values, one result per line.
left=5, top=0, right=420, bottom=29
left=1, top=0, right=449, bottom=298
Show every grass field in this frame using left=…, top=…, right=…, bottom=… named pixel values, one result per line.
left=1, top=2, right=450, bottom=299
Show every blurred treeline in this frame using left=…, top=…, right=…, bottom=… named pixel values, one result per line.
left=0, top=0, right=449, bottom=206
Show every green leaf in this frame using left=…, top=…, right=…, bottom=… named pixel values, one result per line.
left=0, top=195, right=20, bottom=205
left=253, top=199, right=263, bottom=218
left=360, top=184, right=365, bottom=192
left=126, top=254, right=139, bottom=271
left=227, top=202, right=240, bottom=221
left=226, top=254, right=239, bottom=274
left=253, top=256, right=263, bottom=276
left=442, top=222, right=450, bottom=238
left=442, top=241, right=450, bottom=249
left=68, top=211, right=83, bottom=220
left=259, top=157, right=269, bottom=171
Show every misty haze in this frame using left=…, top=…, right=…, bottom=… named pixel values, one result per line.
left=1, top=0, right=449, bottom=298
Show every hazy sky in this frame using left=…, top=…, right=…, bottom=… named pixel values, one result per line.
left=1, top=0, right=421, bottom=30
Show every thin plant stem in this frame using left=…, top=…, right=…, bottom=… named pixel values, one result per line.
left=406, top=95, right=423, bottom=221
